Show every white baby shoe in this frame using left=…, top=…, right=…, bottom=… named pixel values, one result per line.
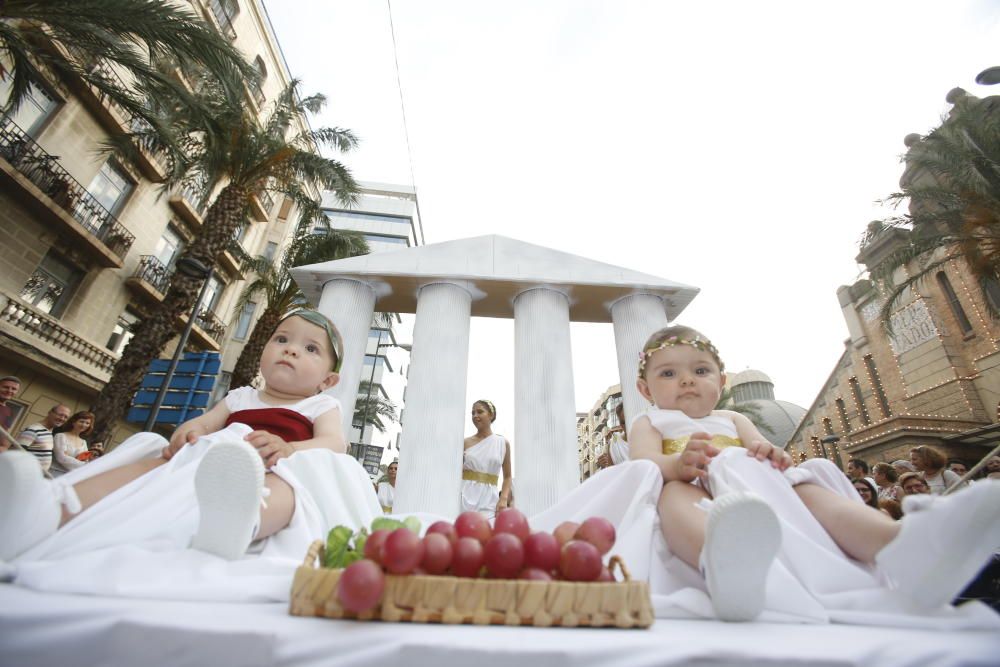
left=191, top=441, right=266, bottom=560
left=876, top=479, right=1000, bottom=610
left=0, top=450, right=81, bottom=561
left=700, top=491, right=782, bottom=622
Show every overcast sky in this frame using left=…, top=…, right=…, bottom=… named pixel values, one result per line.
left=264, top=0, right=999, bottom=445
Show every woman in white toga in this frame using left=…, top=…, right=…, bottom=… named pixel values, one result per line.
left=461, top=399, right=511, bottom=519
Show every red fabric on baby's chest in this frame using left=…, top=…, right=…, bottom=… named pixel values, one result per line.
left=225, top=408, right=314, bottom=442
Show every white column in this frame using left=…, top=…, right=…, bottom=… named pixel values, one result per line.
left=611, top=294, right=669, bottom=429
left=393, top=282, right=472, bottom=516
left=317, top=279, right=377, bottom=437
left=513, top=288, right=578, bottom=516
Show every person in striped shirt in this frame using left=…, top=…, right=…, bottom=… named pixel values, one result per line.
left=15, top=404, right=71, bottom=472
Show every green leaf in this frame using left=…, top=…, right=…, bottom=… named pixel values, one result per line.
left=353, top=528, right=369, bottom=556
left=323, top=525, right=354, bottom=569
left=370, top=517, right=404, bottom=533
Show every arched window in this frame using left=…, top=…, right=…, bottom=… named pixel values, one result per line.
left=251, top=56, right=267, bottom=105
left=937, top=271, right=973, bottom=335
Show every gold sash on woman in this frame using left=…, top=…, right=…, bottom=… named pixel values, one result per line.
left=462, top=469, right=499, bottom=485
left=662, top=434, right=742, bottom=456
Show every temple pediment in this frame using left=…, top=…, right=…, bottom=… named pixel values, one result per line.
left=292, top=234, right=698, bottom=322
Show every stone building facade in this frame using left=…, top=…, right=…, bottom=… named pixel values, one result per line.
left=0, top=0, right=316, bottom=443
left=787, top=94, right=1000, bottom=469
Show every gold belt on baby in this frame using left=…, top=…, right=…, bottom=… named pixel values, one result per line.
left=661, top=434, right=742, bottom=456
left=462, top=470, right=499, bottom=485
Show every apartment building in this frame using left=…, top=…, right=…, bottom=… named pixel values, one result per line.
left=0, top=0, right=317, bottom=441
left=319, top=182, right=424, bottom=475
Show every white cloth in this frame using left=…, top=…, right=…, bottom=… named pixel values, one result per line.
left=50, top=433, right=88, bottom=475
left=634, top=408, right=741, bottom=447
left=460, top=433, right=505, bottom=518
left=376, top=481, right=394, bottom=512
left=224, top=385, right=336, bottom=421
left=9, top=390, right=382, bottom=601
left=608, top=432, right=629, bottom=465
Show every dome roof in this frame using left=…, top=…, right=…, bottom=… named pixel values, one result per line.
left=729, top=369, right=773, bottom=386
left=744, top=399, right=807, bottom=449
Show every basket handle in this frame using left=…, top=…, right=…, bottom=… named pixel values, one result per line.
left=608, top=555, right=631, bottom=582
left=304, top=539, right=323, bottom=568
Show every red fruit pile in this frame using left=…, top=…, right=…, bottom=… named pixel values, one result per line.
left=335, top=510, right=618, bottom=614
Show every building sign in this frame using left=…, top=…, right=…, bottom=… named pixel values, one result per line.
left=362, top=444, right=384, bottom=475
left=888, top=300, right=938, bottom=356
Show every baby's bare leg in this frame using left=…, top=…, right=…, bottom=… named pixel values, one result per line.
left=794, top=483, right=899, bottom=562
left=658, top=480, right=712, bottom=568
left=257, top=473, right=295, bottom=539
left=62, top=458, right=166, bottom=526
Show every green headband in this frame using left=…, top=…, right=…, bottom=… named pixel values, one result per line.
left=476, top=399, right=496, bottom=420
left=280, top=309, right=343, bottom=373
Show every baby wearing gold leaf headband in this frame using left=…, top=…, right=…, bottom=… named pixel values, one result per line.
left=628, top=325, right=1000, bottom=623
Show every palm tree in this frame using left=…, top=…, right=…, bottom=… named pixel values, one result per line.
left=715, top=387, right=774, bottom=437
left=229, top=228, right=371, bottom=390
left=353, top=380, right=399, bottom=436
left=0, top=0, right=252, bottom=136
left=868, top=90, right=1000, bottom=326
left=89, top=81, right=360, bottom=445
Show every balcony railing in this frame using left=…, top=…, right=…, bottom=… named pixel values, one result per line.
left=194, top=308, right=226, bottom=345
left=0, top=291, right=118, bottom=377
left=133, top=255, right=171, bottom=294
left=0, top=115, right=135, bottom=260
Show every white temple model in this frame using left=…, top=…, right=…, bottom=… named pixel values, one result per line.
left=291, top=235, right=698, bottom=517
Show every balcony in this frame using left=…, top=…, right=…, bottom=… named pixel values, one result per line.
left=219, top=236, right=246, bottom=278
left=248, top=188, right=272, bottom=222
left=125, top=256, right=226, bottom=352
left=63, top=46, right=166, bottom=182
left=168, top=182, right=206, bottom=228
left=0, top=290, right=117, bottom=390
left=0, top=116, right=135, bottom=268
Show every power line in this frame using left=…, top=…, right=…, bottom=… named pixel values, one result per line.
left=386, top=0, right=426, bottom=245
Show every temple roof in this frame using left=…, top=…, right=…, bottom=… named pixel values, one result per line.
left=291, top=234, right=699, bottom=322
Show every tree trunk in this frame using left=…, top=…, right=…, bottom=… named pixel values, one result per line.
left=229, top=305, right=283, bottom=389
left=90, top=182, right=249, bottom=446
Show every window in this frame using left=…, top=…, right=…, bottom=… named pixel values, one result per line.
left=209, top=0, right=238, bottom=39
left=251, top=56, right=267, bottom=106
left=363, top=233, right=409, bottom=247
left=0, top=78, right=58, bottom=136
left=848, top=377, right=870, bottom=425
left=202, top=275, right=225, bottom=313
left=153, top=226, right=184, bottom=269
left=87, top=161, right=133, bottom=215
left=835, top=398, right=852, bottom=433
left=863, top=355, right=891, bottom=418
left=210, top=371, right=232, bottom=408
left=20, top=252, right=81, bottom=317
left=106, top=309, right=139, bottom=354
left=234, top=301, right=256, bottom=340
left=936, top=271, right=973, bottom=335
left=821, top=417, right=834, bottom=436
left=985, top=279, right=1000, bottom=313
left=263, top=241, right=278, bottom=261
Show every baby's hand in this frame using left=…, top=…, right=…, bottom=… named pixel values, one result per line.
left=162, top=424, right=207, bottom=460
left=245, top=430, right=295, bottom=468
left=673, top=432, right=720, bottom=482
left=745, top=440, right=792, bottom=471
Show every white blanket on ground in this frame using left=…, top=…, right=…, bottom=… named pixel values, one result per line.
left=5, top=441, right=998, bottom=631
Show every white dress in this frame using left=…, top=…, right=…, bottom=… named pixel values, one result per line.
left=461, top=433, right=505, bottom=519
left=10, top=387, right=382, bottom=601
left=608, top=432, right=629, bottom=465
left=50, top=433, right=88, bottom=476
left=531, top=407, right=997, bottom=629
left=377, top=481, right=395, bottom=513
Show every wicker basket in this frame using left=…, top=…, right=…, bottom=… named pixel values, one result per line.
left=289, top=540, right=654, bottom=628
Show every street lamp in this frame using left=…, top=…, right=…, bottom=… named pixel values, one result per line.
left=975, top=66, right=1000, bottom=86
left=143, top=257, right=213, bottom=431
